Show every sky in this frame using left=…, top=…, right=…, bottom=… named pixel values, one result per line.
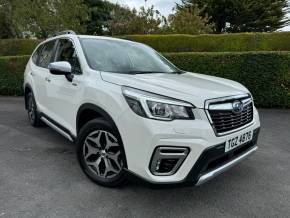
left=108, top=0, right=290, bottom=31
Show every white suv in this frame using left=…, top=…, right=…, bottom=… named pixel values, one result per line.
left=24, top=31, right=260, bottom=187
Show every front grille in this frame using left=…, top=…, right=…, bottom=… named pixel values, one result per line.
left=208, top=97, right=254, bottom=134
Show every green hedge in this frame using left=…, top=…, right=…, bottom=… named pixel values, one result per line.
left=0, top=55, right=30, bottom=95
left=0, top=32, right=290, bottom=56
left=2, top=32, right=290, bottom=56
left=164, top=52, right=290, bottom=108
left=0, top=39, right=41, bottom=56
left=123, top=32, right=290, bottom=53
left=0, top=52, right=289, bottom=107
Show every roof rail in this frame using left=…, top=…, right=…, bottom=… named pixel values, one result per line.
left=52, top=30, right=76, bottom=37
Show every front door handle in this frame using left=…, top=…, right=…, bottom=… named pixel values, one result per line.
left=45, top=77, right=51, bottom=82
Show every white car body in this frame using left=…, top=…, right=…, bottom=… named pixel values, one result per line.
left=24, top=32, right=260, bottom=186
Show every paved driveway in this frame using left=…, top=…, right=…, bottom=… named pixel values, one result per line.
left=0, top=97, right=289, bottom=218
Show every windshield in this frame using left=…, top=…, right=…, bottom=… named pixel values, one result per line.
left=80, top=38, right=180, bottom=74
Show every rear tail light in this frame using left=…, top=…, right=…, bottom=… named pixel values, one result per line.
left=150, top=147, right=189, bottom=176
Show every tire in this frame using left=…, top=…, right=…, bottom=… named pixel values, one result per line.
left=77, top=118, right=127, bottom=187
left=27, top=92, right=42, bottom=127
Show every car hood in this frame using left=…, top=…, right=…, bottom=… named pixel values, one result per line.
left=101, top=72, right=249, bottom=108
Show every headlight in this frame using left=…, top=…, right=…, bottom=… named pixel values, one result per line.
left=122, top=87, right=195, bottom=121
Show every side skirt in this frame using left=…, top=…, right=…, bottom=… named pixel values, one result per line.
left=39, top=113, right=76, bottom=142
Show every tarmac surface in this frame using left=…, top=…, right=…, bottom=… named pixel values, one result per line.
left=0, top=97, right=289, bottom=218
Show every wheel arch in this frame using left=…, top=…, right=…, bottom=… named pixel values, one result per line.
left=76, top=103, right=118, bottom=134
left=76, top=103, right=128, bottom=168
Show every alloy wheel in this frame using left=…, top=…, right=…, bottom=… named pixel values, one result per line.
left=83, top=130, right=123, bottom=179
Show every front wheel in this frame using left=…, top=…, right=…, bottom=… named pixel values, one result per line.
left=77, top=119, right=127, bottom=187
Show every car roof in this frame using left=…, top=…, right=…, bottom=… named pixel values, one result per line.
left=78, top=35, right=142, bottom=45
left=43, top=34, right=137, bottom=45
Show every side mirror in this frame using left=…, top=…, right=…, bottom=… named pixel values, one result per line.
left=48, top=61, right=72, bottom=75
left=48, top=61, right=73, bottom=82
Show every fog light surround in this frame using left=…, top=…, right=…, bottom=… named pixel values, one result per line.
left=150, top=146, right=189, bottom=176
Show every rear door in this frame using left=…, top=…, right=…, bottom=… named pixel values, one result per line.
left=30, top=40, right=57, bottom=114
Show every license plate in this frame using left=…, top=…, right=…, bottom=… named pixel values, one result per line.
left=225, top=130, right=253, bottom=152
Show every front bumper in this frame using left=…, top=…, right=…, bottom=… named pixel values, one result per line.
left=196, top=145, right=257, bottom=186
left=187, top=128, right=259, bottom=185
left=117, top=106, right=260, bottom=185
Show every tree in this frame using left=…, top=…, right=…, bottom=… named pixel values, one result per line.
left=108, top=5, right=165, bottom=35
left=178, top=0, right=290, bottom=33
left=85, top=0, right=115, bottom=35
left=19, top=0, right=88, bottom=38
left=2, top=0, right=88, bottom=39
left=136, top=6, right=166, bottom=34
left=167, top=4, right=214, bottom=34
left=0, top=0, right=17, bottom=38
left=107, top=5, right=136, bottom=35
left=228, top=0, right=290, bottom=32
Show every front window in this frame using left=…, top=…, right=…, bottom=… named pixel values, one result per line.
left=80, top=38, right=180, bottom=74
left=55, top=39, right=82, bottom=74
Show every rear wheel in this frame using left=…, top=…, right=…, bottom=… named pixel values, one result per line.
left=77, top=119, right=126, bottom=187
left=27, top=92, right=42, bottom=127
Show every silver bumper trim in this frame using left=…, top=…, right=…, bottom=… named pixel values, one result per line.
left=196, top=146, right=258, bottom=186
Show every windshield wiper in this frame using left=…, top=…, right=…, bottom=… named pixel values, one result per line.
left=128, top=70, right=184, bottom=75
left=128, top=71, right=164, bottom=74
left=170, top=71, right=184, bottom=74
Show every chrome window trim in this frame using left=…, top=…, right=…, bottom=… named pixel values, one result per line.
left=204, top=94, right=254, bottom=137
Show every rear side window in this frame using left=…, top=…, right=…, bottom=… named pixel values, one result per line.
left=38, top=40, right=56, bottom=68
left=32, top=45, right=43, bottom=65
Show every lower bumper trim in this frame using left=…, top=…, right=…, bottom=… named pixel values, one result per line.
left=195, top=146, right=258, bottom=186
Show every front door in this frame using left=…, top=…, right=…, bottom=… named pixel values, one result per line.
left=46, top=38, right=83, bottom=134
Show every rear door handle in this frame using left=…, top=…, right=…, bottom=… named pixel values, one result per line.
left=45, top=77, right=51, bottom=82
left=30, top=72, right=35, bottom=76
